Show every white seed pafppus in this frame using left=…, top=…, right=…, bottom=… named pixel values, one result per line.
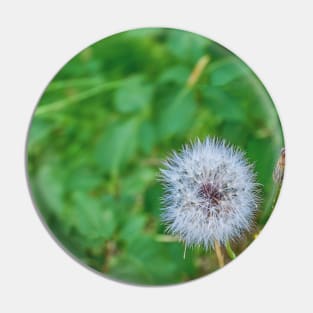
left=160, top=137, right=259, bottom=249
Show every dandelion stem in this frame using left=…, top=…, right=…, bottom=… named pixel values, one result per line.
left=225, top=241, right=236, bottom=260
left=214, top=240, right=224, bottom=268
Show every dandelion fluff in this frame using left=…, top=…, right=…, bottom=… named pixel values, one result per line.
left=159, top=137, right=259, bottom=249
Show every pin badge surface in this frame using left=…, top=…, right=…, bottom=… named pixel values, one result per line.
left=27, top=28, right=285, bottom=286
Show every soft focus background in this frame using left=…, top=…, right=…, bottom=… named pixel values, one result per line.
left=27, top=28, right=284, bottom=285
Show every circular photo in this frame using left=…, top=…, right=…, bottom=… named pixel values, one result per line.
left=26, top=28, right=285, bottom=286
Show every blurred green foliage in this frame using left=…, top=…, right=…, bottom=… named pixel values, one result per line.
left=27, top=28, right=284, bottom=285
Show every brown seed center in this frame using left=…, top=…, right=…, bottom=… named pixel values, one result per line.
left=198, top=182, right=223, bottom=206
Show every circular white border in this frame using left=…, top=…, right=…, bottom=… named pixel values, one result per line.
left=1, top=1, right=312, bottom=312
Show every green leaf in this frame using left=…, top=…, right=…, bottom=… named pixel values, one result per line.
left=114, top=75, right=153, bottom=113
left=27, top=119, right=54, bottom=150
left=218, top=122, right=249, bottom=148
left=157, top=90, right=197, bottom=140
left=94, top=118, right=139, bottom=174
left=246, top=137, right=276, bottom=185
left=209, top=57, right=250, bottom=86
left=35, top=163, right=65, bottom=215
left=119, top=215, right=147, bottom=242
left=201, top=87, right=245, bottom=122
left=121, top=167, right=156, bottom=197
left=158, top=65, right=190, bottom=85
left=107, top=254, right=154, bottom=285
left=167, top=30, right=210, bottom=63
left=246, top=137, right=278, bottom=222
left=66, top=168, right=102, bottom=191
left=68, top=192, right=117, bottom=239
left=144, top=183, right=162, bottom=216
left=138, top=121, right=155, bottom=155
left=124, top=236, right=191, bottom=285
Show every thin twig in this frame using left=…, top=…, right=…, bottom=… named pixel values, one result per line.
left=187, top=55, right=211, bottom=88
left=155, top=234, right=180, bottom=242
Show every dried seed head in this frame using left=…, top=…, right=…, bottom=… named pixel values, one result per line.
left=159, top=137, right=259, bottom=249
left=273, top=148, right=285, bottom=184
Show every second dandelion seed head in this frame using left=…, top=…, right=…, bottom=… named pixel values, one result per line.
left=160, top=137, right=259, bottom=250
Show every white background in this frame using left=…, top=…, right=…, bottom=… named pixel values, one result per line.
left=1, top=1, right=312, bottom=312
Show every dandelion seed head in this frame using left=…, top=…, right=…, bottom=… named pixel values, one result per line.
left=159, top=137, right=259, bottom=249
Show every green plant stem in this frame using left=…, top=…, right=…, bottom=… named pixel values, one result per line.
left=47, top=77, right=106, bottom=91
left=225, top=241, right=236, bottom=260
left=35, top=80, right=123, bottom=116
